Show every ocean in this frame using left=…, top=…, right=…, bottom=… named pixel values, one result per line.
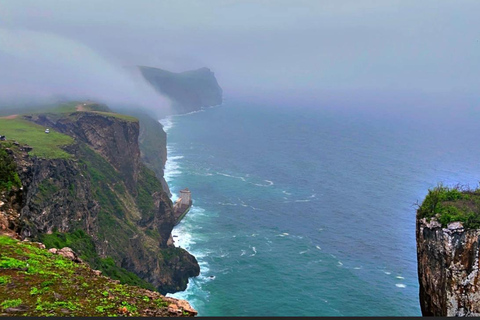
left=163, top=101, right=480, bottom=316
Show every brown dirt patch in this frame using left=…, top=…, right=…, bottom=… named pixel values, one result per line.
left=0, top=114, right=18, bottom=119
left=75, top=105, right=86, bottom=111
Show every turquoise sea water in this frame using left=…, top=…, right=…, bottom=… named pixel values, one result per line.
left=164, top=101, right=480, bottom=316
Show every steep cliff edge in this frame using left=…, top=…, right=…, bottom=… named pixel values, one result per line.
left=417, top=185, right=480, bottom=316
left=0, top=106, right=199, bottom=294
left=139, top=66, right=223, bottom=115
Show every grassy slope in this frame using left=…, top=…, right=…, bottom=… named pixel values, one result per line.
left=0, top=235, right=191, bottom=317
left=418, top=184, right=480, bottom=228
left=38, top=230, right=155, bottom=291
left=0, top=118, right=73, bottom=159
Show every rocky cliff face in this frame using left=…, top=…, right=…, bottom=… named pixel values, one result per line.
left=25, top=112, right=141, bottom=194
left=0, top=110, right=199, bottom=294
left=121, top=111, right=170, bottom=196
left=139, top=66, right=223, bottom=115
left=417, top=218, right=480, bottom=316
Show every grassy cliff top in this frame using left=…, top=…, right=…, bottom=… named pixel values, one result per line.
left=0, top=101, right=139, bottom=159
left=86, top=111, right=138, bottom=122
left=0, top=117, right=73, bottom=159
left=32, top=101, right=138, bottom=122
left=0, top=101, right=138, bottom=121
left=0, top=235, right=194, bottom=317
left=417, top=184, right=480, bottom=229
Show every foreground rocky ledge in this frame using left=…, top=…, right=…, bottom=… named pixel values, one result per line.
left=0, top=233, right=196, bottom=317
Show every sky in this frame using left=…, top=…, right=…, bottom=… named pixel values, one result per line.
left=0, top=0, right=479, bottom=113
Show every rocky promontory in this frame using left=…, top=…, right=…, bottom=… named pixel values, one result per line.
left=0, top=103, right=199, bottom=295
left=417, top=185, right=480, bottom=316
left=139, top=66, right=223, bottom=115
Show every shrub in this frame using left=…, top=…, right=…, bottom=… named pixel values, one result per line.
left=418, top=184, right=480, bottom=229
left=0, top=146, right=22, bottom=191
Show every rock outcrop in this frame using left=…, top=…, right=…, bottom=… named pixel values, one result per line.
left=417, top=217, right=480, bottom=316
left=139, top=66, right=223, bottom=115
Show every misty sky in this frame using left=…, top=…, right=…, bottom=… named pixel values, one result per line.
left=0, top=0, right=479, bottom=112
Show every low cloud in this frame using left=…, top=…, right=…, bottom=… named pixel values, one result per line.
left=0, top=28, right=170, bottom=113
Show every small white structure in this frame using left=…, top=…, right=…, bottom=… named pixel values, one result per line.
left=179, top=188, right=192, bottom=205
left=45, top=129, right=50, bottom=134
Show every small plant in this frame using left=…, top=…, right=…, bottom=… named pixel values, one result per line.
left=121, top=301, right=137, bottom=313
left=142, top=296, right=150, bottom=302
left=1, top=298, right=23, bottom=309
left=0, top=275, right=11, bottom=285
left=41, top=280, right=54, bottom=287
left=102, top=290, right=109, bottom=297
left=30, top=287, right=40, bottom=295
left=155, top=299, right=168, bottom=308
left=95, top=305, right=106, bottom=313
left=54, top=259, right=73, bottom=269
left=0, top=257, right=27, bottom=269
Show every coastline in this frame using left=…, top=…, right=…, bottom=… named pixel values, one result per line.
left=159, top=112, right=212, bottom=313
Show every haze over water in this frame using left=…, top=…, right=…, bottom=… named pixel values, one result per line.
left=165, top=100, right=480, bottom=316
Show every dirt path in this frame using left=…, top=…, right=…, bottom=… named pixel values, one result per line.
left=76, top=104, right=86, bottom=111
left=0, top=114, right=18, bottom=119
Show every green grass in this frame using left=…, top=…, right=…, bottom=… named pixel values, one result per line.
left=136, top=166, right=164, bottom=219
left=417, top=184, right=480, bottom=228
left=1, top=298, right=23, bottom=309
left=88, top=111, right=138, bottom=122
left=0, top=118, right=73, bottom=159
left=0, top=235, right=185, bottom=317
left=0, top=275, right=11, bottom=285
left=0, top=144, right=22, bottom=191
left=38, top=230, right=155, bottom=291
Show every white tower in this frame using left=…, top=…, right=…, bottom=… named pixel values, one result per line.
left=179, top=188, right=192, bottom=205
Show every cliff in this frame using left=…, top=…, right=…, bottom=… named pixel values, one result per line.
left=417, top=186, right=480, bottom=316
left=113, top=110, right=170, bottom=196
left=139, top=66, right=223, bottom=115
left=0, top=105, right=199, bottom=294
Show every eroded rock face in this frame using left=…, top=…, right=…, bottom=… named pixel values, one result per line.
left=17, top=151, right=99, bottom=238
left=26, top=112, right=141, bottom=194
left=417, top=218, right=480, bottom=316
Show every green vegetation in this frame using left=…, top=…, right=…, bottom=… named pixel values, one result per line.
left=38, top=230, right=155, bottom=291
left=37, top=179, right=60, bottom=200
left=1, top=298, right=23, bottom=309
left=136, top=166, right=164, bottom=219
left=417, top=184, right=480, bottom=228
left=0, top=118, right=73, bottom=159
left=0, top=145, right=22, bottom=191
left=78, top=145, right=129, bottom=228
left=135, top=112, right=168, bottom=180
left=0, top=235, right=182, bottom=317
left=0, top=275, right=11, bottom=285
left=89, top=111, right=138, bottom=122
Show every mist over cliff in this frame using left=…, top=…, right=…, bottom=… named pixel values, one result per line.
left=0, top=28, right=171, bottom=114
left=139, top=66, right=223, bottom=115
left=1, top=0, right=479, bottom=117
